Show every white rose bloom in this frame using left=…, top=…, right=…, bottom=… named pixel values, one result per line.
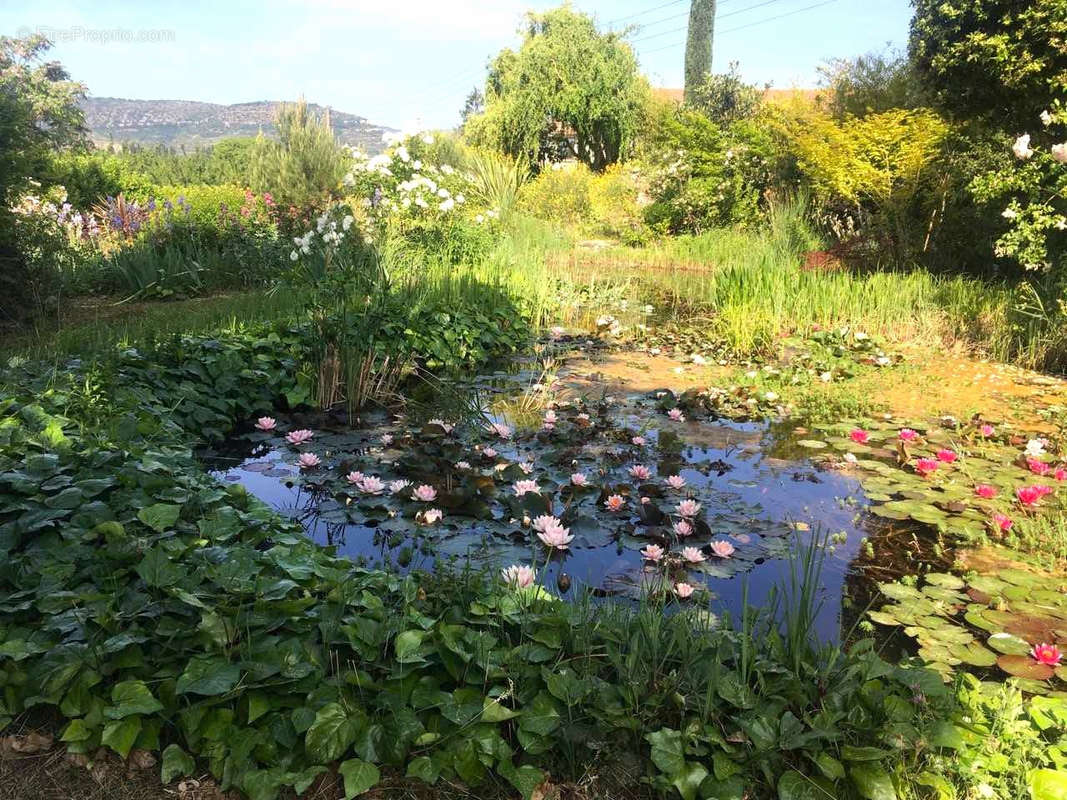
left=1052, top=143, right=1067, bottom=164
left=1002, top=207, right=1018, bottom=220
left=1012, top=134, right=1033, bottom=159
left=290, top=250, right=299, bottom=261
left=1041, top=110, right=1053, bottom=126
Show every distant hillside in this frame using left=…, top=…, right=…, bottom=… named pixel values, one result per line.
left=81, top=97, right=395, bottom=153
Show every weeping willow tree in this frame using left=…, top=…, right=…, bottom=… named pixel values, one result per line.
left=250, top=99, right=346, bottom=209
left=684, top=0, right=716, bottom=104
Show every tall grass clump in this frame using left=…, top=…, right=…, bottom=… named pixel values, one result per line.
left=463, top=149, right=529, bottom=216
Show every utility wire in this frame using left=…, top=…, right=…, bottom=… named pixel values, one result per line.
left=632, top=0, right=790, bottom=43
left=640, top=0, right=840, bottom=54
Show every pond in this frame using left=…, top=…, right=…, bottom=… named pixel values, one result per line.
left=201, top=351, right=914, bottom=644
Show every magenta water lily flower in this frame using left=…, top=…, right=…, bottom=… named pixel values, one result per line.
left=1056, top=468, right=1066, bottom=482
left=537, top=520, right=573, bottom=550
left=1017, top=486, right=1043, bottom=507
left=673, top=519, right=693, bottom=537
left=412, top=484, right=438, bottom=502
left=629, top=465, right=651, bottom=481
left=665, top=475, right=686, bottom=490
left=974, top=484, right=997, bottom=499
left=710, top=540, right=735, bottom=558
left=677, top=499, right=701, bottom=517
left=992, top=512, right=1013, bottom=531
left=570, top=472, right=589, bottom=486
left=502, top=564, right=535, bottom=588
left=357, top=476, right=386, bottom=495
left=604, top=494, right=625, bottom=512
left=513, top=480, right=540, bottom=496
left=674, top=582, right=695, bottom=599
left=286, top=429, right=314, bottom=446
left=255, top=416, right=277, bottom=431
left=936, top=449, right=958, bottom=463
left=667, top=408, right=685, bottom=422
left=682, top=546, right=706, bottom=563
left=915, top=458, right=939, bottom=478
left=1032, top=642, right=1062, bottom=666
left=850, top=429, right=869, bottom=444
left=641, top=544, right=664, bottom=562
left=1028, top=458, right=1051, bottom=476
left=298, top=453, right=320, bottom=469
left=898, top=428, right=917, bottom=442
left=346, top=470, right=365, bottom=485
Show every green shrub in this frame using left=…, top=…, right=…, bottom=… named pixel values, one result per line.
left=42, top=151, right=153, bottom=207
left=517, top=163, right=593, bottom=225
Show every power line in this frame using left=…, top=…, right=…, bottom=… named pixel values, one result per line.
left=632, top=0, right=790, bottom=43
left=640, top=0, right=840, bottom=54
left=606, top=0, right=688, bottom=26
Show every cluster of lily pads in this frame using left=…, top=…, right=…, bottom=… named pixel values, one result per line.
left=795, top=417, right=1064, bottom=543
left=869, top=569, right=1067, bottom=694
left=244, top=394, right=782, bottom=600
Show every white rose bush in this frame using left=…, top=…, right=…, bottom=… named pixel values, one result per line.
left=971, top=103, right=1067, bottom=274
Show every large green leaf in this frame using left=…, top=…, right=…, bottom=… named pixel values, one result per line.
left=305, top=703, right=357, bottom=763
left=137, top=503, right=182, bottom=533
left=338, top=759, right=379, bottom=799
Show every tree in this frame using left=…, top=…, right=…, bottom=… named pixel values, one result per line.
left=909, top=0, right=1067, bottom=127
left=819, top=48, right=925, bottom=119
left=0, top=34, right=86, bottom=325
left=460, top=88, right=484, bottom=127
left=686, top=63, right=764, bottom=124
left=465, top=6, right=649, bottom=171
left=684, top=0, right=716, bottom=105
left=250, top=100, right=346, bottom=209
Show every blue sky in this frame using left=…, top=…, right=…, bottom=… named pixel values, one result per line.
left=2, top=0, right=913, bottom=131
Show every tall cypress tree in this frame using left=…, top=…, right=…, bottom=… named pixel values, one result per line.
left=683, top=0, right=716, bottom=104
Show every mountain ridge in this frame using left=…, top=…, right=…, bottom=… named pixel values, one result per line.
left=81, top=96, right=395, bottom=153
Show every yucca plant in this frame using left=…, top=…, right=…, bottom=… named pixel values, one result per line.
left=463, top=148, right=529, bottom=217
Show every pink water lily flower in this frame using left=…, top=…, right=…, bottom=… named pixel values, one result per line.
left=673, top=520, right=693, bottom=537
left=641, top=544, right=665, bottom=562
left=544, top=410, right=557, bottom=425
left=1017, top=486, right=1043, bottom=507
left=682, top=546, right=706, bottom=563
left=915, top=458, right=939, bottom=478
left=570, top=472, right=589, bottom=486
left=674, top=582, right=695, bottom=599
left=502, top=564, right=535, bottom=588
left=537, top=521, right=573, bottom=550
left=1032, top=642, right=1062, bottom=666
left=420, top=508, right=443, bottom=525
left=380, top=433, right=394, bottom=446
left=255, top=416, right=277, bottom=431
left=488, top=422, right=512, bottom=439
left=665, top=475, right=686, bottom=490
left=629, top=465, right=651, bottom=481
left=389, top=479, right=411, bottom=494
left=513, top=480, right=540, bottom=496
left=346, top=470, right=365, bottom=485
left=974, top=484, right=997, bottom=499
left=604, top=494, right=625, bottom=512
left=850, top=429, right=869, bottom=444
left=677, top=499, right=701, bottom=517
left=1028, top=458, right=1051, bottom=476
left=898, top=428, right=918, bottom=442
left=286, top=429, right=314, bottom=446
left=412, top=484, right=438, bottom=502
left=455, top=461, right=471, bottom=470
left=979, top=424, right=995, bottom=437
left=667, top=408, right=686, bottom=422
left=357, top=476, right=386, bottom=495
left=483, top=447, right=498, bottom=459
left=1056, top=468, right=1066, bottom=481
left=519, top=462, right=534, bottom=475
left=632, top=435, right=646, bottom=446
left=532, top=514, right=558, bottom=532
left=710, top=540, right=735, bottom=558
left=992, top=512, right=1013, bottom=532
left=298, top=453, right=320, bottom=468
left=936, top=449, right=958, bottom=463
